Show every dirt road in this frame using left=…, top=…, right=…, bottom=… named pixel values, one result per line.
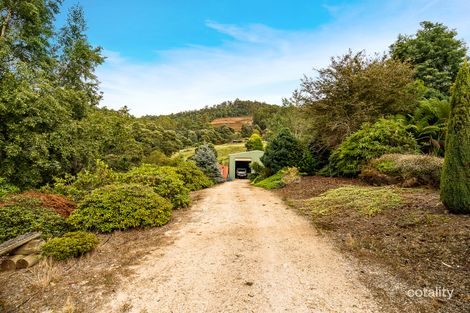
left=99, top=180, right=379, bottom=313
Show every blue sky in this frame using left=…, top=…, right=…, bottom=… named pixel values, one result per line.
left=58, top=0, right=470, bottom=116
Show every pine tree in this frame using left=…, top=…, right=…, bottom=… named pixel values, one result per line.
left=440, top=60, right=470, bottom=214
left=192, top=144, right=224, bottom=183
left=261, top=128, right=303, bottom=174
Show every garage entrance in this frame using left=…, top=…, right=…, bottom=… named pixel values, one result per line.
left=235, top=160, right=251, bottom=179
left=228, top=150, right=264, bottom=180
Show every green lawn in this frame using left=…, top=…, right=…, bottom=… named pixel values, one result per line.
left=176, top=143, right=247, bottom=165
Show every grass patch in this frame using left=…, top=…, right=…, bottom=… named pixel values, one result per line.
left=304, top=186, right=403, bottom=216
left=176, top=143, right=246, bottom=165
left=254, top=171, right=285, bottom=189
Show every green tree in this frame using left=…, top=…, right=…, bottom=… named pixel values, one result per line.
left=261, top=128, right=303, bottom=174
left=293, top=50, right=420, bottom=147
left=245, top=134, right=263, bottom=151
left=0, top=0, right=60, bottom=71
left=57, top=4, right=104, bottom=110
left=440, top=61, right=470, bottom=214
left=390, top=21, right=468, bottom=96
left=192, top=144, right=223, bottom=183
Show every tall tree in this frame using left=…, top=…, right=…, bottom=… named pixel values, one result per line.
left=440, top=61, right=470, bottom=214
left=0, top=0, right=61, bottom=72
left=261, top=128, right=303, bottom=174
left=57, top=4, right=104, bottom=109
left=390, top=21, right=468, bottom=97
left=293, top=50, right=420, bottom=147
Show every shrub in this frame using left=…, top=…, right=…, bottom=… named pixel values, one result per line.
left=41, top=231, right=99, bottom=260
left=122, top=164, right=190, bottom=208
left=173, top=161, right=213, bottom=191
left=441, top=61, right=470, bottom=214
left=0, top=204, right=69, bottom=243
left=142, top=150, right=175, bottom=166
left=68, top=184, right=172, bottom=232
left=360, top=154, right=443, bottom=188
left=192, top=144, right=224, bottom=183
left=304, top=186, right=403, bottom=217
left=254, top=167, right=300, bottom=189
left=49, top=160, right=119, bottom=201
left=0, top=178, right=19, bottom=198
left=327, top=118, right=419, bottom=176
left=261, top=128, right=303, bottom=174
left=248, top=161, right=269, bottom=182
left=245, top=133, right=264, bottom=151
left=1, top=192, right=77, bottom=218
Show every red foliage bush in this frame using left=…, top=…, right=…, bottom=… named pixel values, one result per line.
left=0, top=192, right=77, bottom=218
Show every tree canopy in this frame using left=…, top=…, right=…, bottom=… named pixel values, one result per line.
left=390, top=21, right=468, bottom=97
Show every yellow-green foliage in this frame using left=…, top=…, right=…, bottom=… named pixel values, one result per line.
left=304, top=186, right=403, bottom=216
left=68, top=184, right=172, bottom=232
left=41, top=231, right=99, bottom=260
left=254, top=167, right=299, bottom=189
left=363, top=154, right=443, bottom=187
left=49, top=160, right=119, bottom=201
left=173, top=161, right=213, bottom=191
left=122, top=164, right=190, bottom=208
left=0, top=202, right=69, bottom=243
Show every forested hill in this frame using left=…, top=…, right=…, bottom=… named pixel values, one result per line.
left=141, top=99, right=280, bottom=131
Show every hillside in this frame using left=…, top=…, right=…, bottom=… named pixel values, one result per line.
left=210, top=116, right=253, bottom=132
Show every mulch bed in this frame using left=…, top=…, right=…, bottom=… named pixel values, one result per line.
left=276, top=176, right=470, bottom=313
left=0, top=192, right=77, bottom=218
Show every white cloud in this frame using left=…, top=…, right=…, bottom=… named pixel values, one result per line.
left=96, top=0, right=470, bottom=116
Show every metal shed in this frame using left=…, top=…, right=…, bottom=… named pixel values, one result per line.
left=228, top=150, right=264, bottom=180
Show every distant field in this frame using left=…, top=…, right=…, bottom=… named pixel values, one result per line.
left=177, top=143, right=246, bottom=165
left=210, top=116, right=253, bottom=131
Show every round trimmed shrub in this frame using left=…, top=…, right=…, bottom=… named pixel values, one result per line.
left=41, top=231, right=99, bottom=260
left=0, top=204, right=69, bottom=243
left=360, top=154, right=443, bottom=188
left=122, top=164, right=190, bottom=208
left=68, top=184, right=172, bottom=232
left=173, top=161, right=213, bottom=191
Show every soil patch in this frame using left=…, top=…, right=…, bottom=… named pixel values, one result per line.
left=276, top=177, right=470, bottom=313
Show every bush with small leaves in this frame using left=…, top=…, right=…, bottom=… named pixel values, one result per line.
left=41, top=231, right=99, bottom=260
left=0, top=203, right=69, bottom=243
left=68, top=184, right=172, bottom=232
left=48, top=160, right=119, bottom=201
left=327, top=118, right=419, bottom=176
left=122, top=164, right=190, bottom=208
left=173, top=161, right=213, bottom=191
left=0, top=178, right=20, bottom=198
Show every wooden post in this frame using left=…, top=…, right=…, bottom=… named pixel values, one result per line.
left=0, top=255, right=24, bottom=271
left=12, top=239, right=44, bottom=255
left=0, top=232, right=42, bottom=256
left=16, top=255, right=41, bottom=269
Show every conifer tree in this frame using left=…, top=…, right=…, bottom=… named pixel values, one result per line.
left=440, top=61, right=470, bottom=214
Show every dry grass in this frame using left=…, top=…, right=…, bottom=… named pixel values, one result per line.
left=279, top=176, right=470, bottom=313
